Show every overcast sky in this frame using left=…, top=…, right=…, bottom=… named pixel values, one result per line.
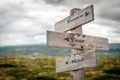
left=0, top=0, right=120, bottom=46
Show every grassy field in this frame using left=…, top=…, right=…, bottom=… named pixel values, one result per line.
left=0, top=54, right=120, bottom=80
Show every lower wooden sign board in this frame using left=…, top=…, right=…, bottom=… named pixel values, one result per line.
left=56, top=49, right=98, bottom=73
left=47, top=31, right=109, bottom=51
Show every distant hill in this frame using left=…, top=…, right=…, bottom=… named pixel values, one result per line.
left=0, top=45, right=71, bottom=56
left=97, top=43, right=120, bottom=56
left=0, top=43, right=120, bottom=56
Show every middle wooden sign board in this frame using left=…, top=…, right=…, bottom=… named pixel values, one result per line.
left=47, top=31, right=109, bottom=51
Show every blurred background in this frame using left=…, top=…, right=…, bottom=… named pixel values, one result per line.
left=0, top=0, right=120, bottom=80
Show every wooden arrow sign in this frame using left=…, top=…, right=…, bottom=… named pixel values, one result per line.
left=55, top=5, right=94, bottom=32
left=56, top=49, right=98, bottom=73
left=47, top=31, right=109, bottom=51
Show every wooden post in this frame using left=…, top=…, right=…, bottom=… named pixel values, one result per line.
left=70, top=8, right=85, bottom=80
left=71, top=27, right=85, bottom=80
left=73, top=69, right=85, bottom=80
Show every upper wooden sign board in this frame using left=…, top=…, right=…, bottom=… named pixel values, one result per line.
left=47, top=31, right=109, bottom=51
left=55, top=5, right=94, bottom=32
left=56, top=49, right=98, bottom=73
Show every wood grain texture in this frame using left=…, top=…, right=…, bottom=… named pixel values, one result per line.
left=56, top=49, right=98, bottom=73
left=73, top=69, right=85, bottom=80
left=71, top=26, right=85, bottom=80
left=47, top=31, right=109, bottom=51
left=55, top=5, right=94, bottom=32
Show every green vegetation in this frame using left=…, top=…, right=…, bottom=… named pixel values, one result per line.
left=0, top=55, right=119, bottom=80
left=85, top=56, right=120, bottom=80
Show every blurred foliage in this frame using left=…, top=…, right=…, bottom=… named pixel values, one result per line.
left=0, top=55, right=120, bottom=80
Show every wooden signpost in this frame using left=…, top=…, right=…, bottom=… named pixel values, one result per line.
left=56, top=49, right=98, bottom=73
left=46, top=5, right=109, bottom=80
left=55, top=5, right=94, bottom=32
left=47, top=31, right=109, bottom=50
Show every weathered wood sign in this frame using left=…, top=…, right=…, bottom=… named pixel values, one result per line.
left=56, top=49, right=98, bottom=72
left=47, top=31, right=109, bottom=50
left=46, top=4, right=109, bottom=80
left=55, top=5, right=94, bottom=32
